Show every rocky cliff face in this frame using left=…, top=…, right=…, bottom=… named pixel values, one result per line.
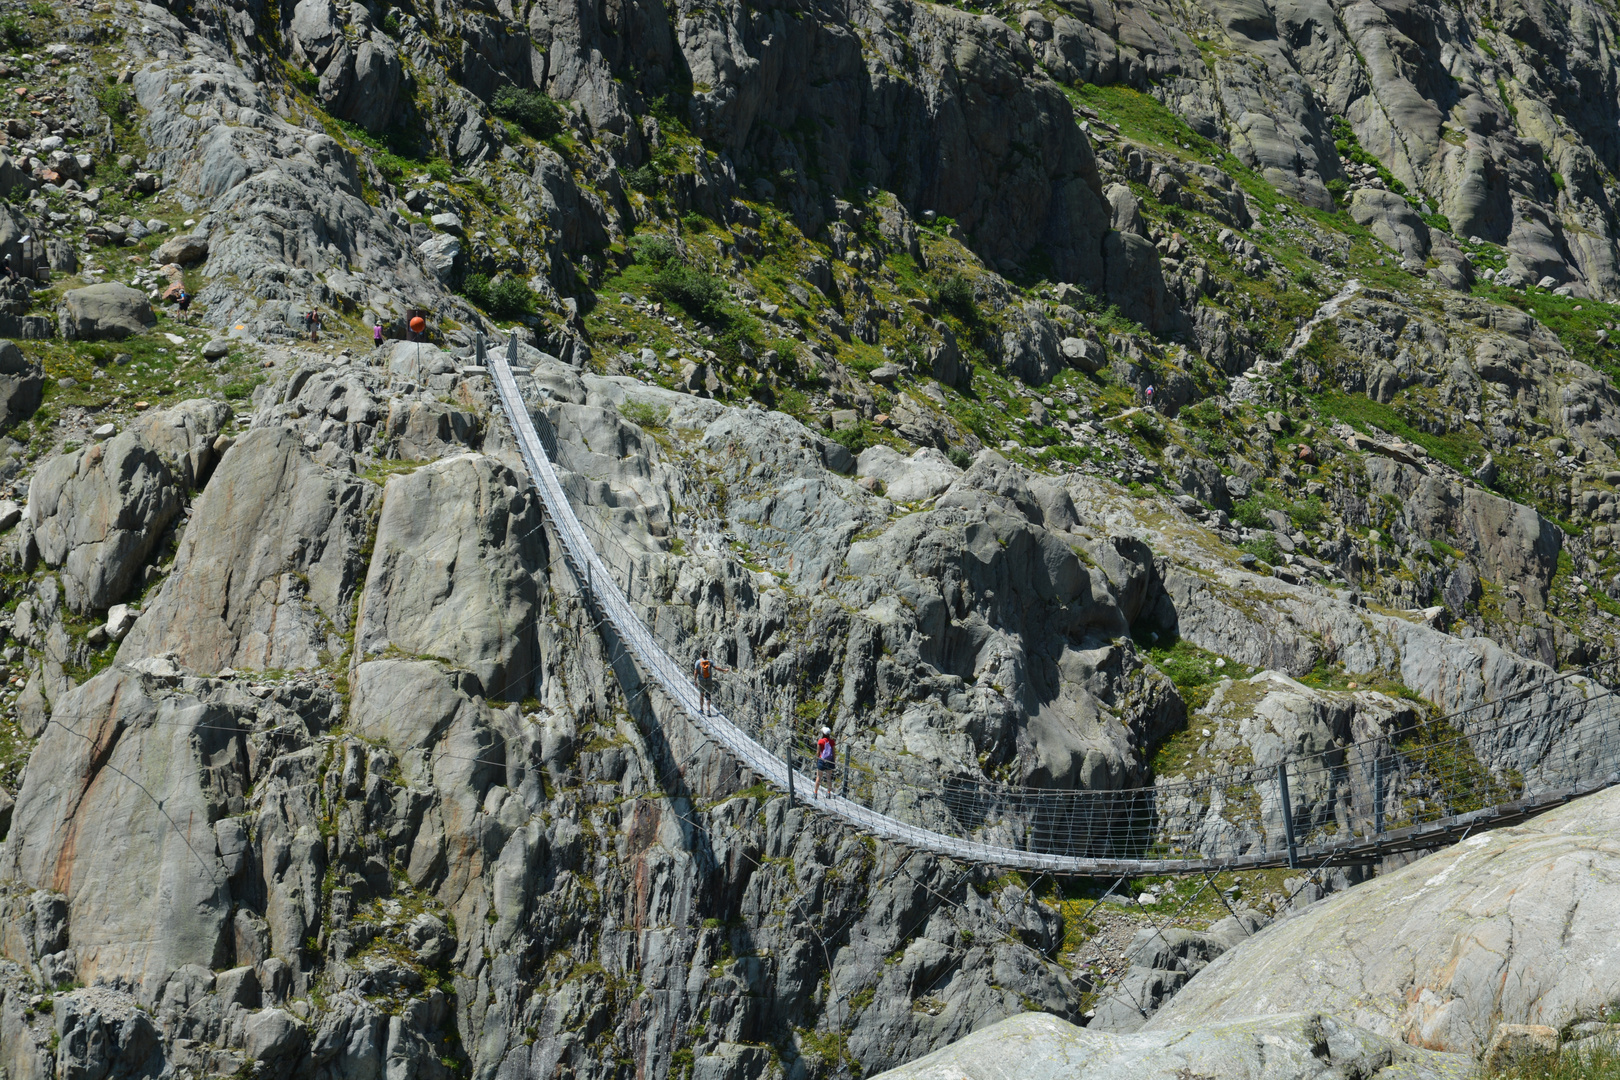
left=0, top=0, right=1618, bottom=1072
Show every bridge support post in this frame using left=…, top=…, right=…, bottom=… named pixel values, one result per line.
left=786, top=745, right=795, bottom=806
left=1373, top=757, right=1385, bottom=836
left=841, top=744, right=849, bottom=799
left=1277, top=763, right=1299, bottom=869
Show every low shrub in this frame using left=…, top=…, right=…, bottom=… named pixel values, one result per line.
left=492, top=86, right=563, bottom=139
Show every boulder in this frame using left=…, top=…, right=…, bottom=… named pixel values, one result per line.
left=1104, top=230, right=1175, bottom=335
left=0, top=150, right=32, bottom=197
left=52, top=988, right=164, bottom=1079
left=354, top=453, right=546, bottom=700
left=118, top=426, right=375, bottom=672
left=104, top=603, right=139, bottom=641
left=0, top=339, right=41, bottom=427
left=1349, top=188, right=1430, bottom=270
left=418, top=233, right=461, bottom=283
left=855, top=445, right=963, bottom=502
left=1060, top=336, right=1100, bottom=372
left=127, top=398, right=234, bottom=490
left=25, top=431, right=182, bottom=614
left=1000, top=303, right=1063, bottom=385
left=1148, top=785, right=1620, bottom=1055
left=58, top=283, right=156, bottom=341
left=1105, top=182, right=1144, bottom=235
left=152, top=233, right=209, bottom=265
left=869, top=1011, right=1469, bottom=1080
left=244, top=1007, right=308, bottom=1062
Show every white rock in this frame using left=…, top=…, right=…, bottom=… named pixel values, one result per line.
left=91, top=423, right=116, bottom=440
left=104, top=603, right=139, bottom=641
left=871, top=1012, right=1468, bottom=1080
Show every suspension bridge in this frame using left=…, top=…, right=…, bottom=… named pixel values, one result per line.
left=484, top=335, right=1620, bottom=876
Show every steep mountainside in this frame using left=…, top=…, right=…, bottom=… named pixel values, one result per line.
left=0, top=0, right=1617, bottom=1074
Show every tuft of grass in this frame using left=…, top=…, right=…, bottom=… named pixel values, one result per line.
left=620, top=401, right=669, bottom=430
left=630, top=234, right=680, bottom=268
left=831, top=419, right=874, bottom=455
left=0, top=14, right=32, bottom=49
left=1490, top=1038, right=1620, bottom=1080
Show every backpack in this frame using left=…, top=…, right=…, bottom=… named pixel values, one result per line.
left=819, top=737, right=834, bottom=761
left=698, top=658, right=713, bottom=679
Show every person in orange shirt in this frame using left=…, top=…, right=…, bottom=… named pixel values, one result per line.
left=693, top=649, right=730, bottom=716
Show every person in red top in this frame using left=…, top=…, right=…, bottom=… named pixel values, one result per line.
left=813, top=726, right=836, bottom=797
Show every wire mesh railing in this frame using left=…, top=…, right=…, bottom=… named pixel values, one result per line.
left=482, top=333, right=1620, bottom=873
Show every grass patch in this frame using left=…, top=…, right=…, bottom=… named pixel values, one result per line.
left=1491, top=1037, right=1620, bottom=1079
left=1310, top=388, right=1482, bottom=473
left=1142, top=638, right=1250, bottom=712
left=1472, top=283, right=1620, bottom=381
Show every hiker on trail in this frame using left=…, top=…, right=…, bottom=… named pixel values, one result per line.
left=1144, top=384, right=1155, bottom=409
left=813, top=726, right=836, bottom=797
left=693, top=649, right=729, bottom=716
left=373, top=321, right=384, bottom=349
left=177, top=289, right=191, bottom=316
left=309, top=309, right=322, bottom=342
left=2, top=254, right=17, bottom=283
left=409, top=314, right=426, bottom=341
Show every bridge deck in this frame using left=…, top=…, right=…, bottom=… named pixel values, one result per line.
left=484, top=337, right=1604, bottom=875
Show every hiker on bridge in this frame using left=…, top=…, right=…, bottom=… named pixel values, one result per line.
left=693, top=649, right=730, bottom=716
left=813, top=726, right=836, bottom=797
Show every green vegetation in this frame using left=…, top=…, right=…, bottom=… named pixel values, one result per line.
left=0, top=14, right=33, bottom=49
left=493, top=86, right=564, bottom=139
left=1331, top=118, right=1407, bottom=197
left=932, top=272, right=978, bottom=324
left=1491, top=1036, right=1620, bottom=1079
left=1231, top=485, right=1326, bottom=534
left=1309, top=388, right=1480, bottom=473
left=1142, top=638, right=1249, bottom=712
left=620, top=401, right=669, bottom=430
left=461, top=274, right=539, bottom=320
left=831, top=419, right=874, bottom=455
left=652, top=264, right=727, bottom=323
left=1473, top=284, right=1620, bottom=380
left=1241, top=533, right=1281, bottom=564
